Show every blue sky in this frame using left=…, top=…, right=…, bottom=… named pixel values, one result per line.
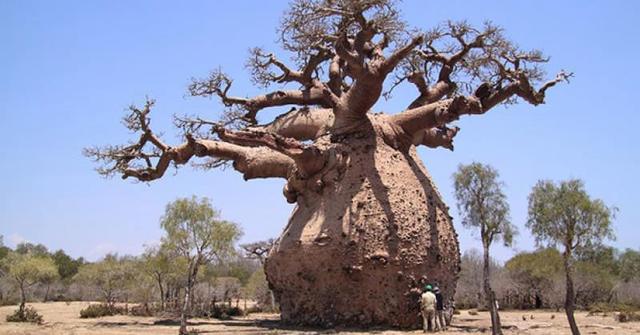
left=1, top=1, right=638, bottom=262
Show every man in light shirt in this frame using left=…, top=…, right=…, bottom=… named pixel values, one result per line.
left=421, top=284, right=437, bottom=332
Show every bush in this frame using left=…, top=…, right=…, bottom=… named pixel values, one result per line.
left=616, top=311, right=640, bottom=323
left=79, top=304, right=125, bottom=318
left=589, top=302, right=639, bottom=314
left=468, top=309, right=479, bottom=316
left=129, top=304, right=155, bottom=317
left=6, top=306, right=44, bottom=324
left=210, top=305, right=244, bottom=320
left=245, top=305, right=262, bottom=314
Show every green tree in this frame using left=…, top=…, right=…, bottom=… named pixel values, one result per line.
left=0, top=235, right=10, bottom=261
left=141, top=244, right=178, bottom=310
left=453, top=162, right=516, bottom=335
left=505, top=248, right=563, bottom=308
left=618, top=249, right=640, bottom=283
left=15, top=242, right=49, bottom=257
left=3, top=253, right=58, bottom=314
left=51, top=249, right=83, bottom=281
left=576, top=245, right=618, bottom=275
left=527, top=179, right=616, bottom=335
left=74, top=254, right=135, bottom=307
left=160, top=196, right=242, bottom=335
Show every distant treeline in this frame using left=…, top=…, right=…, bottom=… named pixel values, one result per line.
left=1, top=236, right=638, bottom=313
left=0, top=236, right=274, bottom=316
left=456, top=246, right=640, bottom=310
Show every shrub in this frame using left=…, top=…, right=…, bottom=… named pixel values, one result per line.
left=589, top=302, right=639, bottom=314
left=616, top=311, right=640, bottom=323
left=210, top=305, right=244, bottom=319
left=6, top=306, right=44, bottom=324
left=468, top=309, right=479, bottom=316
left=79, top=304, right=125, bottom=318
left=129, top=304, right=155, bottom=317
left=245, top=305, right=262, bottom=314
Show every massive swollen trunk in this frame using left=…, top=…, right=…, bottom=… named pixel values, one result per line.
left=265, top=121, right=460, bottom=328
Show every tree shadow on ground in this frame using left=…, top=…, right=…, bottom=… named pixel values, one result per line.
left=93, top=320, right=152, bottom=327
left=202, top=317, right=416, bottom=334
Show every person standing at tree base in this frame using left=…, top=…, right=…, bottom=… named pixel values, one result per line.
left=434, top=286, right=447, bottom=331
left=421, top=285, right=437, bottom=332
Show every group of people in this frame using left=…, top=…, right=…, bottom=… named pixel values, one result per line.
left=420, top=284, right=448, bottom=332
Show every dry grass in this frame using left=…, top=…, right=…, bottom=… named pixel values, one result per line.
left=1, top=302, right=639, bottom=334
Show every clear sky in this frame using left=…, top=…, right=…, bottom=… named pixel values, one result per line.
left=1, top=1, right=638, bottom=262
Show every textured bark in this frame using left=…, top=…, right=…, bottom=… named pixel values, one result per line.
left=265, top=117, right=460, bottom=328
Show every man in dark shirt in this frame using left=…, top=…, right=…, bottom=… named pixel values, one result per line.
left=434, top=286, right=447, bottom=331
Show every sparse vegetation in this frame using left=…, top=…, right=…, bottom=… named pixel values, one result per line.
left=79, top=303, right=126, bottom=318
left=616, top=311, right=640, bottom=323
left=5, top=305, right=44, bottom=324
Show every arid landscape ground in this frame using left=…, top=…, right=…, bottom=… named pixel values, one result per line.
left=0, top=302, right=637, bottom=335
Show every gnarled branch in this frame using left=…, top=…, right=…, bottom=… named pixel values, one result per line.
left=392, top=69, right=571, bottom=138
left=84, top=100, right=295, bottom=182
left=189, top=69, right=334, bottom=123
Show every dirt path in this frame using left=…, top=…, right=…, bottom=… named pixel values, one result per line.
left=0, top=302, right=638, bottom=334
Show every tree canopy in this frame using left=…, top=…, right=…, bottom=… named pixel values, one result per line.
left=453, top=162, right=516, bottom=248
left=527, top=179, right=616, bottom=253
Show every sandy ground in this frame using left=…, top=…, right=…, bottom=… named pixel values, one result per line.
left=0, top=302, right=638, bottom=334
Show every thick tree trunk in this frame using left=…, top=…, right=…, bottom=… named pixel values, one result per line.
left=483, top=244, right=502, bottom=335
left=564, top=254, right=581, bottom=335
left=265, top=125, right=460, bottom=328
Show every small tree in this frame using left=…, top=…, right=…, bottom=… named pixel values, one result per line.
left=245, top=268, right=272, bottom=311
left=15, top=243, right=49, bottom=257
left=160, top=196, right=242, bottom=335
left=527, top=179, right=616, bottom=335
left=142, top=244, right=175, bottom=311
left=52, top=249, right=83, bottom=282
left=74, top=254, right=134, bottom=307
left=3, top=253, right=58, bottom=315
left=505, top=248, right=563, bottom=309
left=618, top=249, right=640, bottom=283
left=240, top=239, right=276, bottom=310
left=453, top=162, right=515, bottom=335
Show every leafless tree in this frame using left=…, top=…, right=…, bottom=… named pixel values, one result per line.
left=86, top=0, right=568, bottom=327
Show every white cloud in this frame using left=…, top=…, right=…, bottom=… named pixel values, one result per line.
left=6, top=233, right=28, bottom=248
left=86, top=243, right=118, bottom=261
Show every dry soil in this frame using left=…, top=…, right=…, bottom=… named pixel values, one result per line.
left=0, top=302, right=638, bottom=334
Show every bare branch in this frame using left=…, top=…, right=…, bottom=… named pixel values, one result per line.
left=247, top=47, right=332, bottom=88
left=189, top=69, right=334, bottom=123
left=392, top=67, right=570, bottom=139
left=84, top=101, right=295, bottom=182
left=379, top=34, right=423, bottom=74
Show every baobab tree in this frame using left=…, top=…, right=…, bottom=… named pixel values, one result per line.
left=86, top=0, right=569, bottom=327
